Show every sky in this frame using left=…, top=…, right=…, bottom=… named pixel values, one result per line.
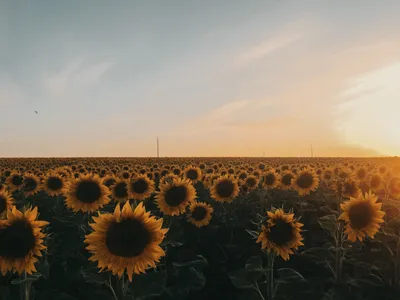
left=1, top=0, right=400, bottom=157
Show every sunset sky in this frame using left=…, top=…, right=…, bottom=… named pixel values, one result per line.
left=1, top=1, right=400, bottom=157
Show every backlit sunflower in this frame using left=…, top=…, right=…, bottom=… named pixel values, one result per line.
left=22, top=173, right=41, bottom=197
left=6, top=172, right=24, bottom=193
left=279, top=171, right=294, bottom=190
left=262, top=170, right=280, bottom=189
left=42, top=172, right=69, bottom=197
left=0, top=206, right=48, bottom=275
left=339, top=191, right=385, bottom=242
left=65, top=174, right=110, bottom=213
left=354, top=167, right=368, bottom=181
left=388, top=177, right=400, bottom=199
left=111, top=180, right=130, bottom=203
left=155, top=178, right=196, bottom=216
left=210, top=176, right=239, bottom=203
left=129, top=175, right=155, bottom=201
left=187, top=202, right=213, bottom=228
left=369, top=173, right=383, bottom=192
left=0, top=191, right=13, bottom=218
left=85, top=202, right=168, bottom=281
left=292, top=168, right=319, bottom=196
left=183, top=166, right=202, bottom=184
left=340, top=178, right=361, bottom=198
left=257, top=209, right=304, bottom=261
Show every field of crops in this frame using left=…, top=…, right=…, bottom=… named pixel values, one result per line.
left=0, top=157, right=400, bottom=300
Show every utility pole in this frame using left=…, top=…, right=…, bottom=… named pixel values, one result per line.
left=157, top=136, right=159, bottom=158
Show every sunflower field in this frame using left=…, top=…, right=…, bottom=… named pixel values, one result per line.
left=1, top=157, right=400, bottom=300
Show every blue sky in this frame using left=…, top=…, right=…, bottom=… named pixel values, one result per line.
left=1, top=0, right=400, bottom=157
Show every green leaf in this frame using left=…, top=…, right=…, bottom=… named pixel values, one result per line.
left=11, top=273, right=41, bottom=285
left=229, top=268, right=254, bottom=289
left=245, top=256, right=264, bottom=282
left=131, top=270, right=167, bottom=300
left=246, top=229, right=260, bottom=240
left=172, top=255, right=208, bottom=269
left=275, top=268, right=306, bottom=284
left=318, top=214, right=337, bottom=237
left=81, top=270, right=107, bottom=285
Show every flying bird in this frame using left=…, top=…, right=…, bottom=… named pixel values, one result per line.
left=34, top=110, right=39, bottom=114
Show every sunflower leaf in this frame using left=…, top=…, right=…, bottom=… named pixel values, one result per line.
left=246, top=229, right=260, bottom=240
left=229, top=268, right=254, bottom=289
left=171, top=255, right=208, bottom=269
left=275, top=268, right=306, bottom=284
left=245, top=256, right=264, bottom=282
left=318, top=214, right=337, bottom=238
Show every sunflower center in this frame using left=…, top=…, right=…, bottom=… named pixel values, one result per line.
left=0, top=220, right=36, bottom=258
left=0, top=196, right=6, bottom=214
left=348, top=201, right=373, bottom=229
left=264, top=173, right=276, bottom=185
left=164, top=186, right=187, bottom=207
left=186, top=169, right=199, bottom=180
left=114, top=182, right=128, bottom=198
left=75, top=181, right=102, bottom=203
left=132, top=179, right=148, bottom=194
left=296, top=173, right=314, bottom=189
left=282, top=174, right=293, bottom=186
left=23, top=178, right=38, bottom=192
left=246, top=177, right=257, bottom=187
left=267, top=219, right=294, bottom=246
left=192, top=206, right=207, bottom=221
left=216, top=180, right=234, bottom=198
left=106, top=218, right=151, bottom=257
left=104, top=178, right=116, bottom=187
left=47, top=177, right=63, bottom=191
left=11, top=175, right=24, bottom=187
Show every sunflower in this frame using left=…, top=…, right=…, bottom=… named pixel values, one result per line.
left=210, top=176, right=239, bottom=203
left=369, top=173, right=383, bottom=192
left=243, top=175, right=259, bottom=191
left=0, top=191, right=13, bottom=218
left=354, top=167, right=368, bottom=181
left=0, top=183, right=5, bottom=193
left=339, top=191, right=385, bottom=242
left=6, top=172, right=24, bottom=193
left=338, top=178, right=360, bottom=198
left=292, top=168, right=319, bottom=196
left=279, top=171, right=294, bottom=190
left=257, top=209, right=304, bottom=261
left=378, top=164, right=388, bottom=175
left=85, top=202, right=168, bottom=281
left=159, top=173, right=179, bottom=185
left=187, top=202, right=213, bottom=228
left=262, top=170, right=280, bottom=189
left=65, top=174, right=110, bottom=213
left=22, top=173, right=41, bottom=197
left=183, top=166, right=202, bottom=184
left=0, top=206, right=48, bottom=275
left=42, top=172, right=69, bottom=197
left=110, top=180, right=130, bottom=203
left=237, top=171, right=248, bottom=181
left=388, top=177, right=400, bottom=199
left=322, top=168, right=334, bottom=182
left=101, top=175, right=117, bottom=189
left=129, top=175, right=155, bottom=201
left=155, top=178, right=196, bottom=216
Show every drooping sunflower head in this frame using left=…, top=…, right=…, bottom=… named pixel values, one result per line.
left=210, top=176, right=239, bottom=203
left=42, top=172, right=68, bottom=197
left=187, top=202, right=214, bottom=228
left=155, top=178, right=197, bottom=216
left=65, top=174, right=110, bottom=213
left=279, top=171, right=294, bottom=190
left=0, top=206, right=48, bottom=275
left=257, top=209, right=304, bottom=261
left=292, top=168, right=319, bottom=196
left=0, top=191, right=13, bottom=218
left=354, top=167, right=368, bottom=181
left=111, top=180, right=130, bottom=203
left=128, top=175, right=155, bottom=201
left=183, top=166, right=202, bottom=183
left=339, top=191, right=385, bottom=242
left=262, top=170, right=280, bottom=189
left=339, top=178, right=361, bottom=198
left=369, top=173, right=383, bottom=192
left=6, top=172, right=24, bottom=192
left=85, top=202, right=168, bottom=281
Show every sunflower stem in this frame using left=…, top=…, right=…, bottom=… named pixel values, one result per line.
left=23, top=272, right=30, bottom=300
left=266, top=252, right=275, bottom=300
left=107, top=275, right=119, bottom=300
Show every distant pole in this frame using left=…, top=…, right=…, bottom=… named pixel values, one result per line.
left=310, top=144, right=313, bottom=158
left=157, top=136, right=159, bottom=158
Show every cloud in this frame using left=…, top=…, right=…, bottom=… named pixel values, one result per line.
left=43, top=60, right=114, bottom=97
